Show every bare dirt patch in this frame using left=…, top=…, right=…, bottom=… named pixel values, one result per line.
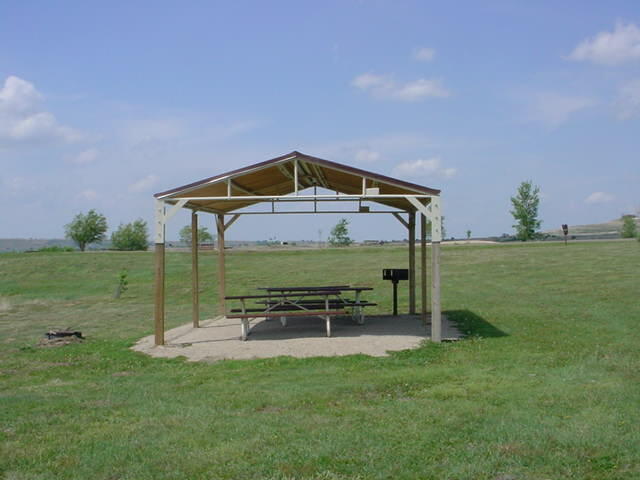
left=37, top=336, right=84, bottom=348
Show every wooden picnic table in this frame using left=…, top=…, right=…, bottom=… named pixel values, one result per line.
left=225, top=285, right=376, bottom=340
left=257, top=285, right=350, bottom=292
left=259, top=285, right=374, bottom=322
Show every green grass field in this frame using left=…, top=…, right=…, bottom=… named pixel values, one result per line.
left=1, top=241, right=639, bottom=479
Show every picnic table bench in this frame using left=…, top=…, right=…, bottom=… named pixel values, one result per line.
left=225, top=286, right=376, bottom=340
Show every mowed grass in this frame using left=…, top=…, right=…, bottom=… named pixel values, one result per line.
left=0, top=241, right=639, bottom=479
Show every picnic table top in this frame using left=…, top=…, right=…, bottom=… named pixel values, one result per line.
left=257, top=285, right=373, bottom=293
left=225, top=290, right=342, bottom=300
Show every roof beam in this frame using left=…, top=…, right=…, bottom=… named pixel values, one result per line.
left=230, top=180, right=258, bottom=196
left=392, top=212, right=409, bottom=229
left=310, top=163, right=329, bottom=188
left=303, top=156, right=433, bottom=195
left=222, top=210, right=406, bottom=215
left=224, top=214, right=241, bottom=231
left=277, top=164, right=293, bottom=180
left=175, top=193, right=433, bottom=201
left=297, top=161, right=317, bottom=188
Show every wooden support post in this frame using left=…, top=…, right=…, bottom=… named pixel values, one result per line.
left=430, top=195, right=442, bottom=343
left=154, top=199, right=166, bottom=346
left=408, top=212, right=416, bottom=314
left=216, top=214, right=226, bottom=315
left=154, top=243, right=165, bottom=345
left=191, top=212, right=199, bottom=328
left=420, top=212, right=428, bottom=326
left=431, top=241, right=442, bottom=342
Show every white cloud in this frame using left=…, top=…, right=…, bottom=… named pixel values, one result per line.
left=207, top=120, right=259, bottom=141
left=123, top=118, right=185, bottom=144
left=351, top=73, right=450, bottom=102
left=585, top=191, right=614, bottom=204
left=393, top=79, right=450, bottom=101
left=0, top=76, right=82, bottom=144
left=128, top=174, right=158, bottom=193
left=413, top=47, right=436, bottom=62
left=354, top=149, right=380, bottom=163
left=68, top=148, right=99, bottom=165
left=527, top=92, right=596, bottom=127
left=2, top=176, right=36, bottom=195
left=351, top=73, right=388, bottom=90
left=306, top=133, right=436, bottom=166
left=0, top=75, right=41, bottom=112
left=78, top=189, right=98, bottom=201
left=569, top=22, right=640, bottom=65
left=615, top=79, right=640, bottom=119
left=392, top=157, right=457, bottom=179
left=122, top=116, right=258, bottom=147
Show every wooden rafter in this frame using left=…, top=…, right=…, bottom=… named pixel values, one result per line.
left=392, top=212, right=409, bottom=229
left=312, top=163, right=329, bottom=188
left=224, top=214, right=241, bottom=231
left=230, top=180, right=258, bottom=196
left=277, top=164, right=293, bottom=180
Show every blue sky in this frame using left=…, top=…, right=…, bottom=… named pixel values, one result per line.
left=1, top=1, right=638, bottom=241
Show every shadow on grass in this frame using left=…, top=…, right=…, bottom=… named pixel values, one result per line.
left=445, top=309, right=508, bottom=338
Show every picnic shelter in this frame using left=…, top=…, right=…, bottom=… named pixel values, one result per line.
left=152, top=151, right=443, bottom=345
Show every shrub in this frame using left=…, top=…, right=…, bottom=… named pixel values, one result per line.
left=36, top=246, right=75, bottom=252
left=65, top=209, right=108, bottom=251
left=621, top=216, right=638, bottom=238
left=179, top=225, right=214, bottom=246
left=111, top=219, right=149, bottom=251
left=510, top=180, right=542, bottom=241
left=328, top=218, right=353, bottom=246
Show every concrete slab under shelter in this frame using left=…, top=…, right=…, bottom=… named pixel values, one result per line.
left=133, top=314, right=462, bottom=362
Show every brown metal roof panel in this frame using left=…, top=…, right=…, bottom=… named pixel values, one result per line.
left=171, top=182, right=228, bottom=198
left=154, top=151, right=298, bottom=198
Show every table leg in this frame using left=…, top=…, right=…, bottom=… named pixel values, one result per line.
left=325, top=296, right=331, bottom=337
left=240, top=301, right=249, bottom=340
left=241, top=319, right=249, bottom=341
left=355, top=290, right=364, bottom=324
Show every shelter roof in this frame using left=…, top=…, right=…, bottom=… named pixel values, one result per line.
left=154, top=151, right=440, bottom=213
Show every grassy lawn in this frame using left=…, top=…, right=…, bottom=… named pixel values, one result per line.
left=1, top=241, right=639, bottom=479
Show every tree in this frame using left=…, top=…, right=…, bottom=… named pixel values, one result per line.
left=466, top=230, right=472, bottom=240
left=621, top=216, right=638, bottom=238
left=179, top=225, right=213, bottom=246
left=510, top=180, right=542, bottom=241
left=328, top=218, right=353, bottom=246
left=65, top=209, right=108, bottom=251
left=111, top=219, right=149, bottom=251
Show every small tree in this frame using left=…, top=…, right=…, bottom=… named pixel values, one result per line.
left=621, top=216, right=638, bottom=238
left=179, top=225, right=213, bottom=246
left=65, top=209, right=108, bottom=251
left=466, top=230, right=472, bottom=240
left=111, top=219, right=149, bottom=251
left=328, top=218, right=353, bottom=246
left=510, top=180, right=542, bottom=241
